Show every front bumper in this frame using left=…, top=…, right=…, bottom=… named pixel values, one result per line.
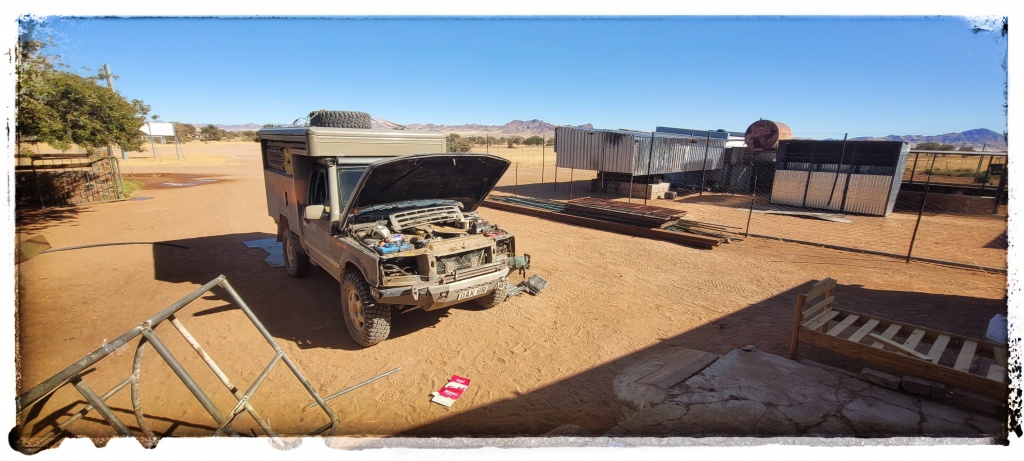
left=371, top=268, right=510, bottom=311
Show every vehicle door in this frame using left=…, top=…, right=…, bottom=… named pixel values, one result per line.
left=301, top=165, right=341, bottom=274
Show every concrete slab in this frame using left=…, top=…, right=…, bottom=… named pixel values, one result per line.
left=608, top=349, right=1003, bottom=438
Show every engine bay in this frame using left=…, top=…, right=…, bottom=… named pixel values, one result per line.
left=347, top=204, right=515, bottom=284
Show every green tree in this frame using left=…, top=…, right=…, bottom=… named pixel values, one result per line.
left=958, top=146, right=976, bottom=152
left=915, top=142, right=943, bottom=150
left=173, top=122, right=197, bottom=140
left=16, top=17, right=150, bottom=152
left=201, top=124, right=226, bottom=141
left=523, top=135, right=544, bottom=146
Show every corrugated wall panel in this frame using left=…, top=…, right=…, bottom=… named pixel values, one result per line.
left=555, top=126, right=726, bottom=175
left=842, top=174, right=893, bottom=216
left=770, top=170, right=809, bottom=207
left=803, top=172, right=847, bottom=210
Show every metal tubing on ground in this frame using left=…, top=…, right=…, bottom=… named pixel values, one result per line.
left=308, top=367, right=402, bottom=408
left=217, top=279, right=339, bottom=425
left=71, top=378, right=134, bottom=438
left=169, top=316, right=288, bottom=447
left=906, top=154, right=937, bottom=263
left=19, top=376, right=135, bottom=453
left=140, top=328, right=234, bottom=433
left=214, top=352, right=284, bottom=437
left=16, top=276, right=226, bottom=412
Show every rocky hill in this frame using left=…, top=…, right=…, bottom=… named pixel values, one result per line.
left=403, top=119, right=592, bottom=137
left=851, top=128, right=1006, bottom=150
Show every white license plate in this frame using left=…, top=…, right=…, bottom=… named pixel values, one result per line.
left=456, top=285, right=488, bottom=300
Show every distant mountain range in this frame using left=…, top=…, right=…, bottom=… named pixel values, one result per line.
left=849, top=128, right=1006, bottom=151
left=199, top=120, right=1006, bottom=150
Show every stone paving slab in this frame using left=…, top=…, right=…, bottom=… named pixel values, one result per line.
left=607, top=349, right=1004, bottom=438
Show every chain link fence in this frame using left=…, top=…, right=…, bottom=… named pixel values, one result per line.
left=482, top=137, right=1007, bottom=272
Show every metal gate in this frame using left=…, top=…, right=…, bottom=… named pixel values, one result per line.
left=13, top=275, right=341, bottom=454
left=15, top=154, right=126, bottom=208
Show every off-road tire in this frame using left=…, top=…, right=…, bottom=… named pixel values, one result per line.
left=473, top=278, right=509, bottom=309
left=284, top=230, right=311, bottom=277
left=341, top=270, right=391, bottom=347
left=308, top=110, right=372, bottom=129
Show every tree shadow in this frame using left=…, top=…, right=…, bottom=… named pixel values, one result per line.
left=16, top=206, right=89, bottom=234
left=393, top=281, right=1006, bottom=438
left=152, top=233, right=453, bottom=351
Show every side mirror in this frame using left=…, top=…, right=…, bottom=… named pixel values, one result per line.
left=304, top=204, right=327, bottom=220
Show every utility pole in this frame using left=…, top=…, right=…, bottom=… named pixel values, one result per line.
left=99, top=64, right=126, bottom=160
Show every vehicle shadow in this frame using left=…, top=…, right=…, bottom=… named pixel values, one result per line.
left=393, top=280, right=1006, bottom=438
left=152, top=232, right=452, bottom=351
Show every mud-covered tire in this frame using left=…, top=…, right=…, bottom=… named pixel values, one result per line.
left=341, top=270, right=391, bottom=347
left=473, top=278, right=509, bottom=309
left=308, top=110, right=372, bottom=129
left=284, top=230, right=310, bottom=277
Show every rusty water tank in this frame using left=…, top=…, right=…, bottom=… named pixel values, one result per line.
left=744, top=120, right=792, bottom=151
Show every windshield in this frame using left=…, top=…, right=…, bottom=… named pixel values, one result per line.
left=337, top=166, right=366, bottom=209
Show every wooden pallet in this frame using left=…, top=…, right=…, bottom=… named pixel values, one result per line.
left=789, top=278, right=1007, bottom=398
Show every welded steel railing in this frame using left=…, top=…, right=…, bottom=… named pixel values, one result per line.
left=13, top=275, right=340, bottom=454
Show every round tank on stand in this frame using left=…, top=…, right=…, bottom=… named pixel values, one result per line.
left=744, top=120, right=792, bottom=151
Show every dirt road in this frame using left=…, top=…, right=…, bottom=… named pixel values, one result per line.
left=13, top=142, right=1007, bottom=443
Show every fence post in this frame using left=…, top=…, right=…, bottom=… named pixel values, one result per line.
left=569, top=168, right=575, bottom=201
left=826, top=133, right=848, bottom=210
left=906, top=154, right=937, bottom=263
left=644, top=133, right=655, bottom=205
left=541, top=136, right=546, bottom=183
left=699, top=132, right=711, bottom=197
left=745, top=174, right=758, bottom=238
left=908, top=152, right=920, bottom=185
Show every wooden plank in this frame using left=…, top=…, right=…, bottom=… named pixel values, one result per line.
left=994, top=346, right=1007, bottom=367
left=482, top=200, right=721, bottom=249
left=926, top=335, right=951, bottom=363
left=871, top=324, right=901, bottom=349
left=826, top=314, right=860, bottom=337
left=954, top=341, right=978, bottom=372
left=798, top=329, right=1006, bottom=398
left=847, top=319, right=880, bottom=343
left=827, top=308, right=1004, bottom=351
left=637, top=350, right=719, bottom=388
left=803, top=310, right=840, bottom=331
left=986, top=364, right=1006, bottom=382
left=802, top=295, right=835, bottom=318
left=803, top=278, right=838, bottom=302
left=903, top=329, right=926, bottom=351
left=868, top=333, right=930, bottom=360
left=790, top=293, right=807, bottom=360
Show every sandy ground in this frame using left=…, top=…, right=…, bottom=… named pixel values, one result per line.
left=13, top=142, right=1009, bottom=446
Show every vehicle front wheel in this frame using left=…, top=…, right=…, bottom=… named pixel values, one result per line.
left=341, top=270, right=391, bottom=347
left=284, top=230, right=310, bottom=277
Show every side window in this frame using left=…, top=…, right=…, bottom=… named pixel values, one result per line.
left=309, top=167, right=328, bottom=207
left=337, top=167, right=365, bottom=207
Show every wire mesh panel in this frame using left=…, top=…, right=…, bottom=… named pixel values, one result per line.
left=484, top=136, right=1007, bottom=273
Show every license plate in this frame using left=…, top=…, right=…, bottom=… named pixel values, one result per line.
left=456, top=285, right=488, bottom=300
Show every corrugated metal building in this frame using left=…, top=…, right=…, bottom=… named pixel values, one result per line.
left=769, top=140, right=910, bottom=216
left=554, top=126, right=728, bottom=176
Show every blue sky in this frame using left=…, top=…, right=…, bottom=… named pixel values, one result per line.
left=30, top=15, right=1009, bottom=138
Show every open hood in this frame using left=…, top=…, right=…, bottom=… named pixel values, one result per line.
left=342, top=153, right=510, bottom=221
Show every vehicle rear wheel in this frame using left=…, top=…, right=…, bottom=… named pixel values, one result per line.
left=308, top=110, right=372, bottom=129
left=473, top=278, right=509, bottom=309
left=284, top=230, right=310, bottom=277
left=341, top=270, right=391, bottom=347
